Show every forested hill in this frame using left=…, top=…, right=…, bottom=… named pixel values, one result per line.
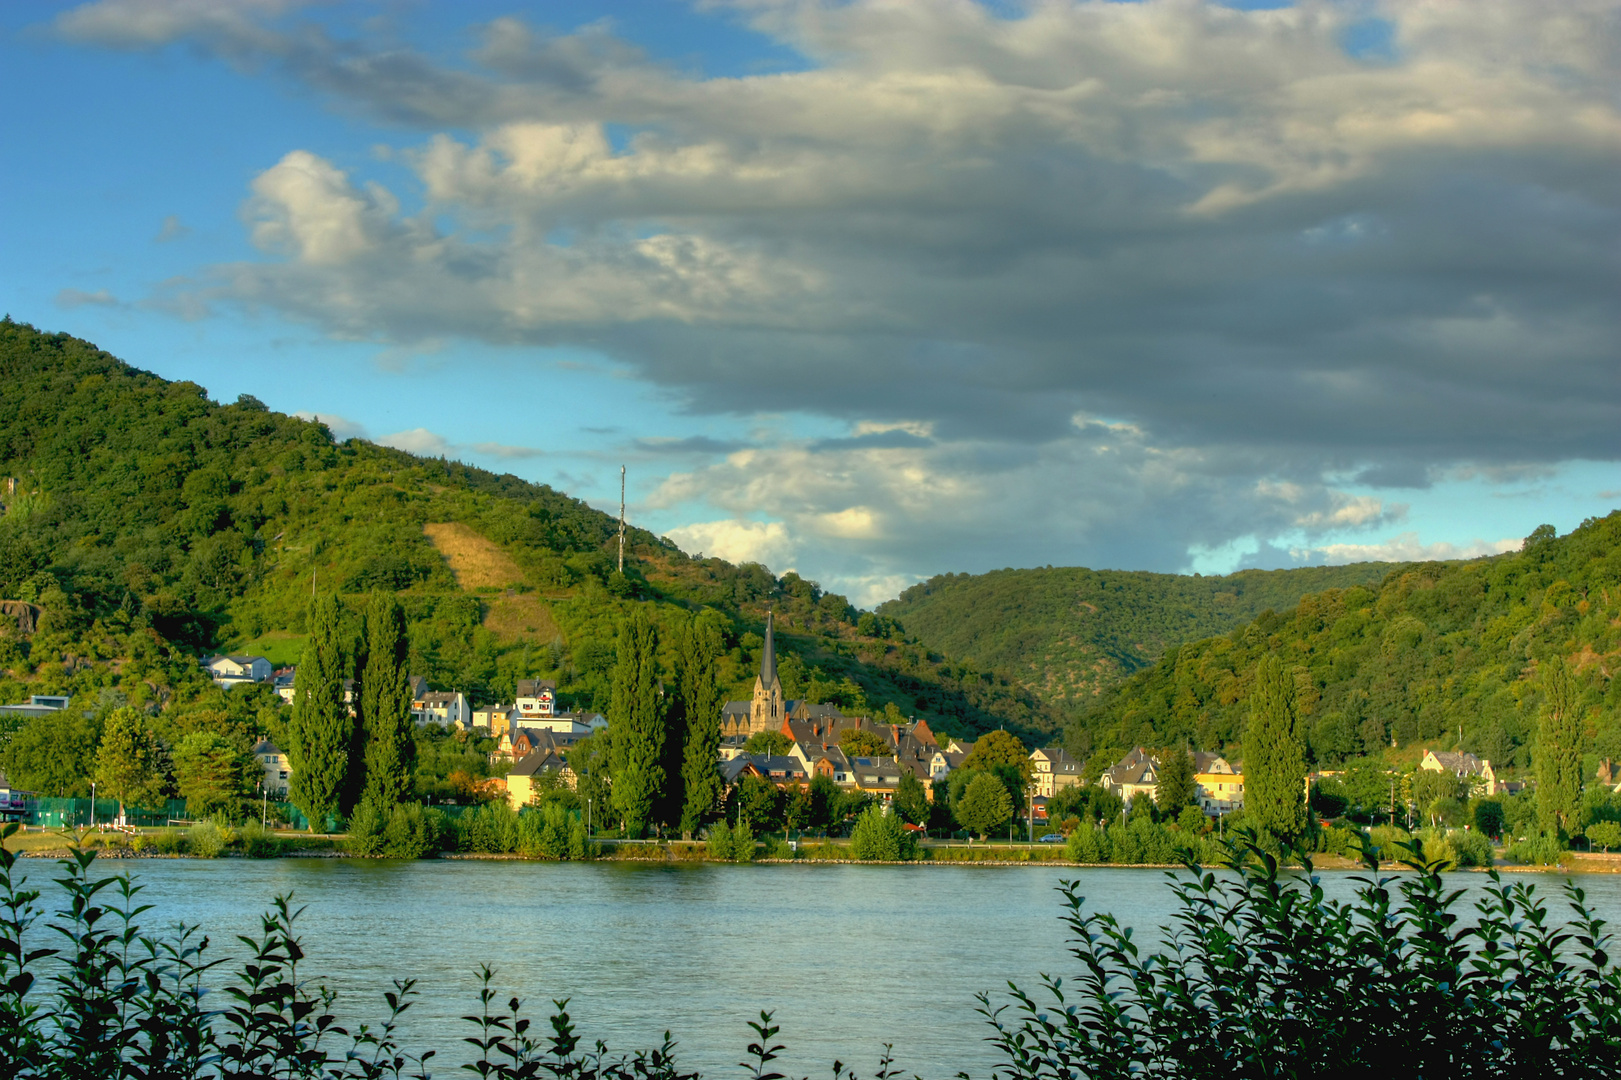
left=0, top=320, right=1052, bottom=740
left=878, top=562, right=1398, bottom=707
left=1066, top=515, right=1621, bottom=774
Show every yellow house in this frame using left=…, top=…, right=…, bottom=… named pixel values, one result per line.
left=504, top=749, right=576, bottom=811
left=1194, top=752, right=1243, bottom=815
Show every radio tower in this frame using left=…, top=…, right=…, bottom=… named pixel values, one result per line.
left=617, top=465, right=626, bottom=574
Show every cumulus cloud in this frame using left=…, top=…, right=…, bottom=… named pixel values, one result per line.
left=664, top=518, right=797, bottom=570
left=56, top=0, right=1621, bottom=588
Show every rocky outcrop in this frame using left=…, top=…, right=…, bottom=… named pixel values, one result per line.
left=0, top=600, right=42, bottom=635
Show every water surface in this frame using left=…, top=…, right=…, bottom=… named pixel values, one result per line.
left=22, top=859, right=1621, bottom=1078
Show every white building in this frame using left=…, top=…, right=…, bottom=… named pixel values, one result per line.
left=205, top=655, right=272, bottom=689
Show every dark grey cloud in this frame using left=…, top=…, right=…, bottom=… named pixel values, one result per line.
left=53, top=0, right=1621, bottom=597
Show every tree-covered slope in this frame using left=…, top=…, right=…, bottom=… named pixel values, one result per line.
left=0, top=320, right=1052, bottom=740
left=1067, top=516, right=1621, bottom=773
left=879, top=562, right=1398, bottom=706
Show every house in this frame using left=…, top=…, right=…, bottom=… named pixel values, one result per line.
left=1194, top=754, right=1243, bottom=815
left=1420, top=750, right=1497, bottom=794
left=505, top=749, right=577, bottom=810
left=412, top=690, right=470, bottom=728
left=1100, top=747, right=1160, bottom=804
left=521, top=712, right=604, bottom=736
left=0, top=769, right=28, bottom=822
left=474, top=703, right=516, bottom=733
left=1029, top=747, right=1083, bottom=799
left=515, top=679, right=558, bottom=720
left=847, top=756, right=905, bottom=800
left=205, top=655, right=272, bottom=688
left=253, top=739, right=291, bottom=798
left=792, top=743, right=854, bottom=785
left=721, top=753, right=811, bottom=791
left=272, top=668, right=297, bottom=703
left=0, top=694, right=71, bottom=719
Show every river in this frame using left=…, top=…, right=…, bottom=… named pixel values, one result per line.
left=16, top=858, right=1621, bottom=1078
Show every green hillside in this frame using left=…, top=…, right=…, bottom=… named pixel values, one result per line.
left=0, top=319, right=1052, bottom=741
left=1067, top=515, right=1621, bottom=772
left=879, top=562, right=1399, bottom=707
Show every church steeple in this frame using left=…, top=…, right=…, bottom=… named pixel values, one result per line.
left=750, top=610, right=783, bottom=734
left=759, top=610, right=778, bottom=688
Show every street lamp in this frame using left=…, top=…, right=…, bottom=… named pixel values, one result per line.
left=90, top=781, right=96, bottom=829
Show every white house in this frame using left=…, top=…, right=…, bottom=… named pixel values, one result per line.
left=253, top=739, right=291, bottom=798
left=1030, top=747, right=1084, bottom=799
left=412, top=690, right=471, bottom=728
left=206, top=655, right=272, bottom=689
left=515, top=679, right=557, bottom=719
left=0, top=694, right=71, bottom=719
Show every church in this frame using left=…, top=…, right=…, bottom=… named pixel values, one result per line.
left=719, top=612, right=845, bottom=738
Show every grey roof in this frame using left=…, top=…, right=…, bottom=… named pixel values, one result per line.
left=1427, top=750, right=1486, bottom=776
left=510, top=750, right=571, bottom=777
left=516, top=679, right=557, bottom=697
left=252, top=739, right=282, bottom=756
left=722, top=701, right=751, bottom=716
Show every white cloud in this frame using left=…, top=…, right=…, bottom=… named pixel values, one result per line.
left=55, top=288, right=119, bottom=308
left=154, top=214, right=190, bottom=243
left=665, top=519, right=797, bottom=569
left=1293, top=533, right=1521, bottom=565
left=53, top=0, right=1621, bottom=593
left=292, top=410, right=367, bottom=441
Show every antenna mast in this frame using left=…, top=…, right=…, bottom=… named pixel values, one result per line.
left=617, top=465, right=626, bottom=574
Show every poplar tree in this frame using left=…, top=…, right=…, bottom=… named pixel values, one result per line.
left=1243, top=654, right=1308, bottom=843
left=288, top=593, right=350, bottom=831
left=358, top=590, right=415, bottom=809
left=608, top=608, right=664, bottom=836
left=676, top=617, right=725, bottom=839
left=1535, top=656, right=1582, bottom=839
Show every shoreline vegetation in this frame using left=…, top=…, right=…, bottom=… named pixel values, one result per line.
left=7, top=825, right=1617, bottom=872
left=6, top=823, right=1621, bottom=1077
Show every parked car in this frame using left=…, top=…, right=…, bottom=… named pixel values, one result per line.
left=1039, top=833, right=1065, bottom=843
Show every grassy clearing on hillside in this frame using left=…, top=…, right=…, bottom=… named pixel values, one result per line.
left=228, top=630, right=305, bottom=667
left=482, top=592, right=563, bottom=644
left=423, top=522, right=527, bottom=589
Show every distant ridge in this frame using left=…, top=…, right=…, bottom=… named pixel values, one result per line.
left=880, top=563, right=1401, bottom=706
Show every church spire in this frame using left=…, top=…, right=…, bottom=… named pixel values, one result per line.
left=759, top=609, right=777, bottom=687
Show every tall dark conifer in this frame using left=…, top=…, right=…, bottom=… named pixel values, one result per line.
left=1535, top=656, right=1582, bottom=839
left=359, top=591, right=415, bottom=809
left=676, top=617, right=725, bottom=838
left=1243, top=653, right=1307, bottom=842
left=288, top=592, right=350, bottom=831
left=608, top=608, right=664, bottom=836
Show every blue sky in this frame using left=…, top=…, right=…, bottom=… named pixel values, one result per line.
left=2, top=1, right=1617, bottom=606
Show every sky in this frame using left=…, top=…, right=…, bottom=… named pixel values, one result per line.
left=1, top=0, right=1617, bottom=607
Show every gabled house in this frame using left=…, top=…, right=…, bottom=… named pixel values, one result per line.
left=721, top=753, right=810, bottom=790
left=847, top=756, right=905, bottom=800
left=515, top=679, right=558, bottom=719
left=1420, top=750, right=1497, bottom=794
left=505, top=749, right=576, bottom=810
left=272, top=668, right=297, bottom=703
left=253, top=739, right=291, bottom=798
left=1029, top=747, right=1083, bottom=798
left=792, top=743, right=854, bottom=786
left=205, top=655, right=272, bottom=688
left=474, top=702, right=516, bottom=734
left=412, top=690, right=470, bottom=728
left=1100, top=747, right=1159, bottom=804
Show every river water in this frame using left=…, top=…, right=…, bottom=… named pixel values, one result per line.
left=15, top=858, right=1621, bottom=1079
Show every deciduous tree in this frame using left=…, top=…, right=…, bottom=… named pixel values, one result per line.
left=839, top=728, right=888, bottom=758
left=172, top=730, right=253, bottom=818
left=955, top=771, right=1014, bottom=839
left=94, top=707, right=169, bottom=816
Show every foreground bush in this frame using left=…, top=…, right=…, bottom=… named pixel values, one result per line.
left=988, top=831, right=1621, bottom=1077
left=848, top=805, right=916, bottom=861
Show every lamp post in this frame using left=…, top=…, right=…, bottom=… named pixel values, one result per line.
left=260, top=781, right=267, bottom=827
left=90, top=781, right=97, bottom=830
